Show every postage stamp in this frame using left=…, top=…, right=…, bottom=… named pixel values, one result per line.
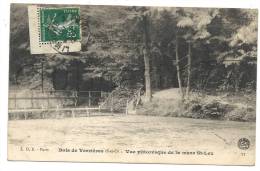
left=28, top=6, right=81, bottom=54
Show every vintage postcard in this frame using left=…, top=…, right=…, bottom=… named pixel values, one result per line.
left=8, top=3, right=257, bottom=165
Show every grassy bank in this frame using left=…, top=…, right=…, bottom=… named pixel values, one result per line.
left=136, top=89, right=256, bottom=122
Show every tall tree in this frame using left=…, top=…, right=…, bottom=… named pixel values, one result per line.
left=186, top=41, right=192, bottom=96
left=175, top=8, right=219, bottom=97
left=175, top=35, right=184, bottom=99
left=142, top=13, right=152, bottom=102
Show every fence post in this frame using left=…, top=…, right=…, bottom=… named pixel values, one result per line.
left=75, top=91, right=78, bottom=107
left=14, top=93, right=17, bottom=109
left=87, top=109, right=90, bottom=117
left=31, top=91, right=34, bottom=109
left=125, top=100, right=128, bottom=115
left=55, top=105, right=59, bottom=118
left=42, top=111, right=45, bottom=119
left=110, top=95, right=113, bottom=113
left=72, top=110, right=75, bottom=118
left=47, top=92, right=50, bottom=109
left=24, top=112, right=27, bottom=120
left=88, top=91, right=91, bottom=107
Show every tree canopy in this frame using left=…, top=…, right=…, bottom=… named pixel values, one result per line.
left=10, top=4, right=257, bottom=95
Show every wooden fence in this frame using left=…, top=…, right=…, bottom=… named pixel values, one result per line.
left=8, top=90, right=110, bottom=109
left=8, top=89, right=136, bottom=120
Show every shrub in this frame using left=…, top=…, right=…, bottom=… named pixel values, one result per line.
left=136, top=92, right=255, bottom=122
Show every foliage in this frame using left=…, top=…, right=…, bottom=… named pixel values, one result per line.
left=10, top=5, right=257, bottom=94
left=137, top=90, right=256, bottom=121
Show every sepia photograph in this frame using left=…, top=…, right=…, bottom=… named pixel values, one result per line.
left=8, top=3, right=257, bottom=165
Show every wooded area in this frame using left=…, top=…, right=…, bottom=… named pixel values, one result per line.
left=9, top=4, right=257, bottom=121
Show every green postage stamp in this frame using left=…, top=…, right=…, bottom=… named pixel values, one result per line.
left=28, top=6, right=81, bottom=54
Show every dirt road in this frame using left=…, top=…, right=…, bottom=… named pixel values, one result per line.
left=8, top=115, right=256, bottom=164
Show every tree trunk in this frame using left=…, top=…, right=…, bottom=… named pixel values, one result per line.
left=143, top=49, right=152, bottom=102
left=152, top=61, right=160, bottom=89
left=186, top=41, right=192, bottom=97
left=142, top=15, right=152, bottom=102
left=175, top=36, right=184, bottom=100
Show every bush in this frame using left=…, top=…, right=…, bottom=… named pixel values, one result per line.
left=225, top=106, right=255, bottom=121
left=136, top=92, right=256, bottom=122
left=184, top=94, right=255, bottom=121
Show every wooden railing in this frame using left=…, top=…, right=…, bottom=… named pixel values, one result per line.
left=8, top=90, right=110, bottom=110
left=8, top=89, right=142, bottom=120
